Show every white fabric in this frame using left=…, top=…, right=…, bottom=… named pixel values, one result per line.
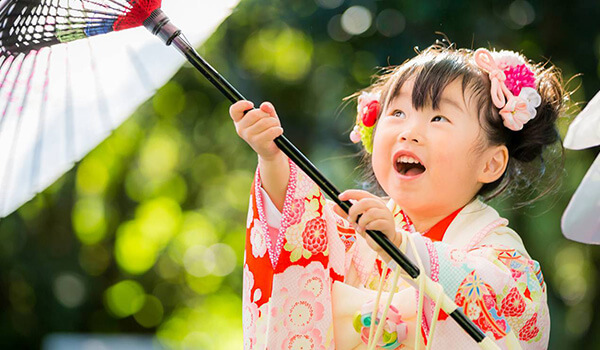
left=443, top=199, right=530, bottom=258
left=259, top=186, right=283, bottom=228
left=562, top=88, right=600, bottom=244
left=561, top=154, right=600, bottom=244
left=563, top=89, right=600, bottom=150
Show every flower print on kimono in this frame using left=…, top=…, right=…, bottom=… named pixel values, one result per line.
left=498, top=284, right=544, bottom=343
left=243, top=265, right=260, bottom=349
left=454, top=270, right=511, bottom=341
left=250, top=218, right=267, bottom=258
left=281, top=329, right=326, bottom=350
left=496, top=249, right=545, bottom=296
left=243, top=265, right=269, bottom=349
left=283, top=187, right=329, bottom=262
left=295, top=170, right=321, bottom=198
left=271, top=262, right=332, bottom=349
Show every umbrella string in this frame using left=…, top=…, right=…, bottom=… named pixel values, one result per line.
left=367, top=231, right=445, bottom=350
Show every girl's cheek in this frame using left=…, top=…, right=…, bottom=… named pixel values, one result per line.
left=432, top=152, right=452, bottom=169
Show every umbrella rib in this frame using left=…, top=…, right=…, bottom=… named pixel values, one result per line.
left=11, top=0, right=127, bottom=16
left=0, top=54, right=12, bottom=76
left=64, top=44, right=75, bottom=163
left=3, top=12, right=119, bottom=21
left=29, top=48, right=52, bottom=195
left=105, top=0, right=131, bottom=11
left=62, top=0, right=76, bottom=162
left=0, top=1, right=11, bottom=18
left=126, top=44, right=158, bottom=92
left=6, top=6, right=122, bottom=21
left=83, top=0, right=130, bottom=13
left=0, top=54, right=24, bottom=131
left=0, top=19, right=119, bottom=40
left=80, top=0, right=113, bottom=131
left=0, top=51, right=38, bottom=214
left=85, top=36, right=113, bottom=130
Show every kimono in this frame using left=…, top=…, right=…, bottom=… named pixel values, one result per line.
left=243, top=160, right=550, bottom=349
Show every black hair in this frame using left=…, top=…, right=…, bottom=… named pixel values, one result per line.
left=353, top=43, right=566, bottom=204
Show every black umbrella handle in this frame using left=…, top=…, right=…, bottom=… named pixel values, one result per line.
left=143, top=8, right=492, bottom=347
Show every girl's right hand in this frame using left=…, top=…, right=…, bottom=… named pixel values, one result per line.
left=229, top=100, right=284, bottom=161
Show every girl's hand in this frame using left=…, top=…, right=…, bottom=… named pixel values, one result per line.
left=333, top=190, right=402, bottom=261
left=229, top=100, right=284, bottom=161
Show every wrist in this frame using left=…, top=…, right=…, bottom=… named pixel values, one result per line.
left=258, top=152, right=287, bottom=164
left=258, top=153, right=290, bottom=212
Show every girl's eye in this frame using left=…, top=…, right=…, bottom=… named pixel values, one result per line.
left=392, top=110, right=406, bottom=119
left=431, top=115, right=449, bottom=123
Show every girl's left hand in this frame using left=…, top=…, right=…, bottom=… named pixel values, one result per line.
left=333, top=190, right=402, bottom=261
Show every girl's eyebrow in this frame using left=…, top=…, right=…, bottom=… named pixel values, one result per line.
left=438, top=97, right=466, bottom=113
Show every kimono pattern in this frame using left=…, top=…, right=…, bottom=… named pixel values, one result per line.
left=243, top=160, right=550, bottom=349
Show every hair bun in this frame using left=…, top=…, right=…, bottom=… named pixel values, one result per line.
left=508, top=66, right=564, bottom=163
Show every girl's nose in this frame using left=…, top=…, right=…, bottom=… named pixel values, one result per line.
left=398, top=127, right=421, bottom=143
left=399, top=134, right=419, bottom=143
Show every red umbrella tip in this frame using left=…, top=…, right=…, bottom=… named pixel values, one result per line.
left=114, top=0, right=163, bottom=32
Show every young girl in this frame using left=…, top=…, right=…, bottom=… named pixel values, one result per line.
left=230, top=44, right=563, bottom=349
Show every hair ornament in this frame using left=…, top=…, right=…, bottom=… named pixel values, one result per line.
left=474, top=48, right=541, bottom=131
left=351, top=91, right=381, bottom=153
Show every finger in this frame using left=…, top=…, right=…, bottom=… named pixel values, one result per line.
left=356, top=207, right=387, bottom=230
left=260, top=101, right=278, bottom=118
left=253, top=126, right=284, bottom=146
left=339, top=189, right=379, bottom=202
left=364, top=218, right=393, bottom=232
left=230, top=101, right=254, bottom=122
left=347, top=198, right=386, bottom=224
left=236, top=109, right=271, bottom=133
left=244, top=117, right=281, bottom=140
left=366, top=219, right=402, bottom=248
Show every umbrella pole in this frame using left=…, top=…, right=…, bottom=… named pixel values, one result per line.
left=143, top=9, right=499, bottom=349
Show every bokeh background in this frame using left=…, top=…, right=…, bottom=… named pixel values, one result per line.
left=1, top=0, right=599, bottom=349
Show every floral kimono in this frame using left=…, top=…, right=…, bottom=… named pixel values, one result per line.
left=243, top=160, right=550, bottom=349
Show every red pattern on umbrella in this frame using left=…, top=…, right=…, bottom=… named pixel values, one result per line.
left=114, top=0, right=163, bottom=31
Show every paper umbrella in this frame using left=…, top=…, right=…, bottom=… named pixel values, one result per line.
left=0, top=0, right=239, bottom=218
left=562, top=89, right=600, bottom=244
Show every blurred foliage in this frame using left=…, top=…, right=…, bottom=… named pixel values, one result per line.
left=0, top=0, right=599, bottom=349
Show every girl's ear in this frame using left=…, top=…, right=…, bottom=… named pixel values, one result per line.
left=479, top=145, right=509, bottom=184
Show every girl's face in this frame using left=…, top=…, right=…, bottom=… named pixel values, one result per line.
left=372, top=78, right=494, bottom=222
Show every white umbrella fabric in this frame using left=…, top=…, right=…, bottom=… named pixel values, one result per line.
left=561, top=89, right=600, bottom=243
left=0, top=0, right=239, bottom=217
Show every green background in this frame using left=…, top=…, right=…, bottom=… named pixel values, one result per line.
left=1, top=0, right=599, bottom=349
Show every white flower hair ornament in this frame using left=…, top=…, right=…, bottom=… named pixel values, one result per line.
left=474, top=48, right=542, bottom=131
left=350, top=91, right=381, bottom=153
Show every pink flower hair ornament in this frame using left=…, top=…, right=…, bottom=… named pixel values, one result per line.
left=350, top=91, right=381, bottom=153
left=474, top=48, right=541, bottom=131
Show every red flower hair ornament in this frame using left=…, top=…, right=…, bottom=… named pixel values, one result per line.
left=350, top=91, right=381, bottom=153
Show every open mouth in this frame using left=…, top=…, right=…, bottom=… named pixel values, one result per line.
left=394, top=155, right=426, bottom=176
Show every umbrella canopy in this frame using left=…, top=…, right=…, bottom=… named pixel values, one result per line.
left=0, top=0, right=239, bottom=217
left=561, top=89, right=600, bottom=243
